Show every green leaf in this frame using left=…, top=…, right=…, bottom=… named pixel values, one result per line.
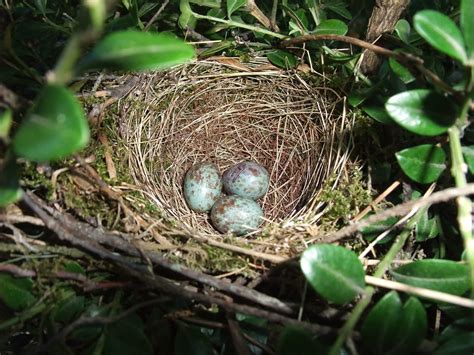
left=362, top=103, right=394, bottom=124
left=277, top=327, right=329, bottom=355
left=396, top=144, right=446, bottom=184
left=12, top=85, right=89, bottom=162
left=324, top=1, right=352, bottom=20
left=0, top=155, right=22, bottom=207
left=175, top=324, right=213, bottom=355
left=0, top=274, right=35, bottom=311
left=0, top=109, right=12, bottom=140
left=267, top=50, right=298, bottom=69
left=360, top=216, right=398, bottom=244
left=413, top=10, right=467, bottom=63
left=390, top=259, right=470, bottom=296
left=300, top=244, right=365, bottom=305
left=79, top=31, right=195, bottom=72
left=179, top=0, right=197, bottom=29
left=386, top=90, right=458, bottom=136
left=64, top=261, right=86, bottom=274
left=104, top=314, right=152, bottom=355
left=227, top=0, right=246, bottom=18
left=389, top=57, right=415, bottom=84
left=461, top=0, right=474, bottom=61
left=435, top=332, right=474, bottom=355
left=361, top=291, right=402, bottom=354
left=415, top=211, right=439, bottom=241
left=314, top=19, right=348, bottom=35
left=55, top=296, right=85, bottom=323
left=391, top=297, right=428, bottom=354
left=395, top=19, right=410, bottom=44
left=462, top=145, right=474, bottom=174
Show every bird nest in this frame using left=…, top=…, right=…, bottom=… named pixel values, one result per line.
left=118, top=58, right=353, bottom=239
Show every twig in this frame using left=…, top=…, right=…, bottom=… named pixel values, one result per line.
left=352, top=181, right=400, bottom=222
left=227, top=312, right=252, bottom=355
left=23, top=192, right=293, bottom=314
left=321, top=184, right=474, bottom=243
left=0, top=214, right=44, bottom=226
left=365, top=275, right=474, bottom=308
left=280, top=34, right=458, bottom=97
left=144, top=0, right=169, bottom=31
left=0, top=264, right=36, bottom=277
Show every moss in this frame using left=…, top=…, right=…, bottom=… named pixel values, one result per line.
left=319, top=168, right=371, bottom=229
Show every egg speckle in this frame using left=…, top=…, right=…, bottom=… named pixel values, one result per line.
left=183, top=163, right=222, bottom=212
left=210, top=195, right=263, bottom=235
left=223, top=161, right=269, bottom=200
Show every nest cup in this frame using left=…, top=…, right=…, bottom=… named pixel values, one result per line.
left=120, top=59, right=352, bottom=236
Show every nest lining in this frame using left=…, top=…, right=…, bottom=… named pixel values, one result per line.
left=120, top=58, right=352, bottom=236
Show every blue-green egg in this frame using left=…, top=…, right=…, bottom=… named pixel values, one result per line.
left=210, top=195, right=263, bottom=235
left=183, top=163, right=222, bottom=212
left=223, top=161, right=269, bottom=200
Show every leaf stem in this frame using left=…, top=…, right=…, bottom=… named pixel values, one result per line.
left=191, top=13, right=287, bottom=39
left=329, top=205, right=427, bottom=354
left=448, top=126, right=474, bottom=296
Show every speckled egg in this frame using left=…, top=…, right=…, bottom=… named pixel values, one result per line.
left=183, top=163, right=222, bottom=212
left=222, top=161, right=270, bottom=200
left=210, top=195, right=264, bottom=235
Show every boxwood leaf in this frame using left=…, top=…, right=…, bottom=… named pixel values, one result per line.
left=461, top=145, right=474, bottom=174
left=461, top=0, right=474, bottom=61
left=300, top=244, right=365, bottom=304
left=0, top=109, right=12, bottom=140
left=175, top=324, right=213, bottom=355
left=267, top=50, right=298, bottom=69
left=391, top=297, right=428, bottom=354
left=13, top=85, right=89, bottom=162
left=389, top=57, right=415, bottom=84
left=395, top=144, right=446, bottom=184
left=54, top=296, right=85, bottom=323
left=104, top=313, right=152, bottom=355
left=227, top=0, right=246, bottom=18
left=390, top=259, right=470, bottom=296
left=360, top=216, right=398, bottom=244
left=362, top=103, right=394, bottom=124
left=0, top=273, right=35, bottom=311
left=314, top=19, right=348, bottom=35
left=414, top=10, right=467, bottom=63
left=277, top=327, right=329, bottom=355
left=415, top=212, right=439, bottom=241
left=361, top=291, right=402, bottom=354
left=395, top=19, right=410, bottom=44
left=435, top=332, right=474, bottom=355
left=79, top=31, right=195, bottom=72
left=0, top=155, right=22, bottom=207
left=386, top=90, right=458, bottom=136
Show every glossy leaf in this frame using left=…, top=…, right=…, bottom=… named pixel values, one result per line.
left=0, top=109, right=12, bottom=140
left=360, top=216, right=398, bottom=244
left=324, top=1, right=352, bottom=20
left=461, top=0, right=474, bottom=61
left=79, top=31, right=195, bottom=72
left=314, top=19, right=348, bottom=35
left=362, top=103, right=393, bottom=124
left=361, top=291, right=402, bottom=354
left=391, top=297, right=428, bottom=354
left=386, top=90, right=458, bottom=136
left=414, top=10, right=467, bottom=63
left=461, top=145, right=474, bottom=174
left=227, top=0, right=246, bottom=18
left=267, top=50, right=298, bottom=69
left=435, top=332, right=474, bottom=355
left=55, top=296, right=85, bottom=323
left=277, top=327, right=329, bottom=355
left=390, top=259, right=470, bottom=296
left=13, top=85, right=89, bottom=161
left=0, top=274, right=35, bottom=311
left=175, top=324, right=213, bottom=355
left=300, top=244, right=365, bottom=304
left=104, top=314, right=152, bottom=355
left=415, top=212, right=439, bottom=241
left=395, top=19, right=410, bottom=43
left=389, top=57, right=415, bottom=84
left=396, top=144, right=446, bottom=184
left=0, top=155, right=22, bottom=207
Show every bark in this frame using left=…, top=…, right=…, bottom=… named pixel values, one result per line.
left=361, top=0, right=410, bottom=74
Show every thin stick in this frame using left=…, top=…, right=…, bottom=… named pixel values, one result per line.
left=144, top=0, right=170, bottom=31
left=352, top=181, right=400, bottom=222
left=365, top=275, right=474, bottom=308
